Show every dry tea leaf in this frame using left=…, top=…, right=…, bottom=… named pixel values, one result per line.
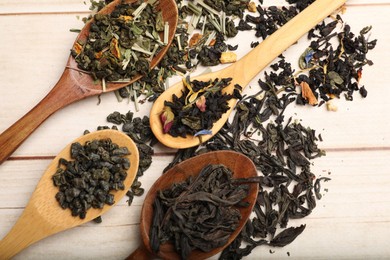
left=300, top=81, right=318, bottom=105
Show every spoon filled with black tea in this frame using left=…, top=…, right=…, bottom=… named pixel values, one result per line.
left=127, top=150, right=259, bottom=260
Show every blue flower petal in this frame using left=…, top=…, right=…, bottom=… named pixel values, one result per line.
left=194, top=129, right=212, bottom=137
left=305, top=51, right=314, bottom=65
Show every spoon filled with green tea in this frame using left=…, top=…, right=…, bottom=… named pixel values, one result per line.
left=126, top=150, right=259, bottom=260
left=0, top=129, right=139, bottom=259
left=0, top=0, right=178, bottom=164
left=150, top=0, right=346, bottom=149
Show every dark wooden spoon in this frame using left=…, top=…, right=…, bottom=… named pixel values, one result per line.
left=126, top=150, right=259, bottom=260
left=0, top=0, right=178, bottom=164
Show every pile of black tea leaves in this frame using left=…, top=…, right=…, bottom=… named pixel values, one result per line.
left=149, top=164, right=250, bottom=259
left=82, top=0, right=377, bottom=256
left=52, top=138, right=130, bottom=219
left=160, top=76, right=242, bottom=137
left=164, top=88, right=328, bottom=258
left=72, top=0, right=165, bottom=82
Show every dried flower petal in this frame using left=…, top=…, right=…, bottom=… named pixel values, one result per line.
left=119, top=15, right=133, bottom=22
left=357, top=68, right=363, bottom=83
left=160, top=106, right=174, bottom=133
left=300, top=81, right=318, bottom=105
left=95, top=50, right=104, bottom=59
left=194, top=129, right=212, bottom=137
left=189, top=33, right=202, bottom=47
left=196, top=95, right=207, bottom=112
left=73, top=42, right=83, bottom=55
left=110, top=38, right=121, bottom=59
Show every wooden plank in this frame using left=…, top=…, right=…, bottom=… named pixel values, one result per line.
left=0, top=0, right=388, bottom=14
left=0, top=0, right=90, bottom=14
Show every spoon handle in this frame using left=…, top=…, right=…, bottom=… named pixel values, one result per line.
left=0, top=69, right=92, bottom=165
left=0, top=206, right=48, bottom=259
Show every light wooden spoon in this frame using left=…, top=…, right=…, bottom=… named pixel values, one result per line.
left=0, top=129, right=139, bottom=259
left=150, top=0, right=346, bottom=149
left=0, top=0, right=178, bottom=165
left=127, top=150, right=259, bottom=260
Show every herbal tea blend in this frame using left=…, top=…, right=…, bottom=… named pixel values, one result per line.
left=149, top=164, right=250, bottom=259
left=72, top=0, right=166, bottom=82
left=52, top=138, right=130, bottom=219
left=160, top=76, right=242, bottom=137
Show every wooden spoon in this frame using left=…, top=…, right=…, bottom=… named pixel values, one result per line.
left=127, top=150, right=259, bottom=260
left=0, top=129, right=139, bottom=259
left=0, top=0, right=178, bottom=165
left=150, top=0, right=346, bottom=149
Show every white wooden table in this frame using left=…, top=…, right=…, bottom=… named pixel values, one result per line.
left=0, top=0, right=389, bottom=259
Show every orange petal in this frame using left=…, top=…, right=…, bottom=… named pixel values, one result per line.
left=300, top=81, right=318, bottom=105
left=189, top=33, right=203, bottom=47
left=95, top=50, right=103, bottom=59
left=119, top=15, right=133, bottom=22
left=73, top=42, right=83, bottom=55
left=110, top=38, right=121, bottom=59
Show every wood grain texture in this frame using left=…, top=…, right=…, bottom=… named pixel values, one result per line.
left=0, top=0, right=389, bottom=259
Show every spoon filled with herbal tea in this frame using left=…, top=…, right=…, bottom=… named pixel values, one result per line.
left=126, top=150, right=259, bottom=260
left=150, top=0, right=346, bottom=149
left=0, top=129, right=139, bottom=259
left=0, top=0, right=178, bottom=164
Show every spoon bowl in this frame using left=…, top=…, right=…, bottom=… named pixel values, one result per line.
left=150, top=0, right=346, bottom=149
left=0, top=0, right=178, bottom=164
left=0, top=129, right=139, bottom=259
left=127, top=150, right=259, bottom=260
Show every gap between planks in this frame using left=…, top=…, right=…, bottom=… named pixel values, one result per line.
left=0, top=2, right=389, bottom=16
left=6, top=146, right=390, bottom=161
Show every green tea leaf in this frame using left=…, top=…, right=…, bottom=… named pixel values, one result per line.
left=328, top=71, right=344, bottom=85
